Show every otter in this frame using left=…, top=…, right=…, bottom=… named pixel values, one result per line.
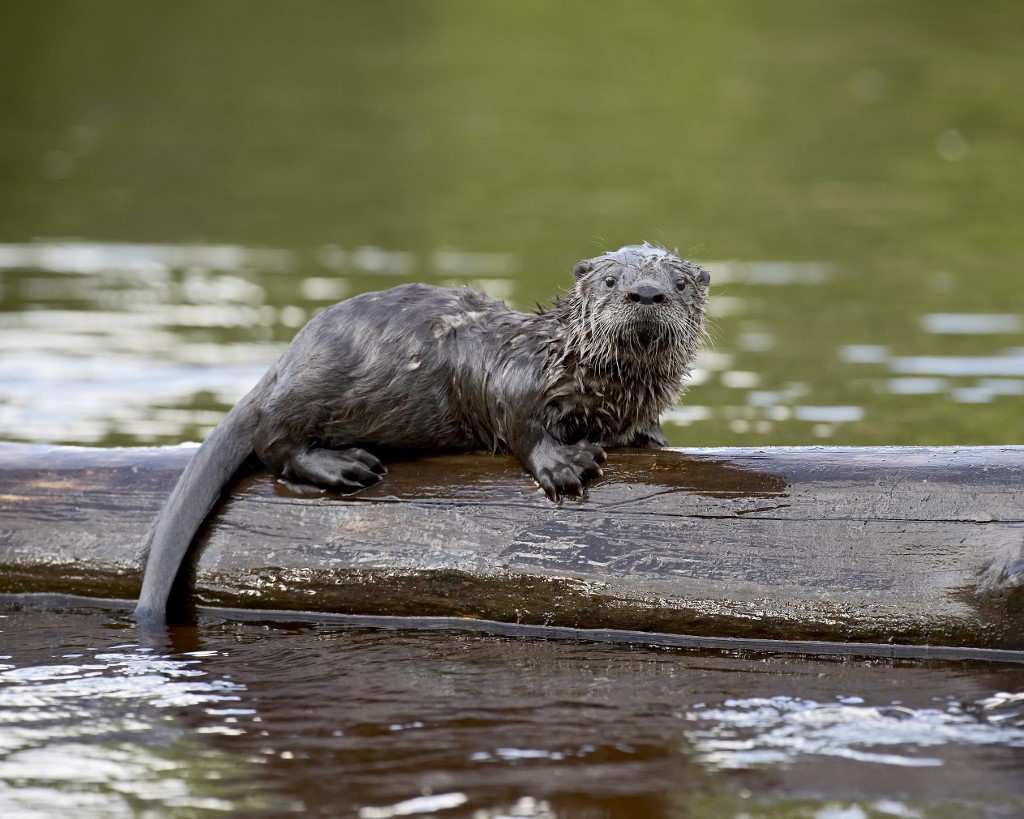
left=136, top=243, right=710, bottom=625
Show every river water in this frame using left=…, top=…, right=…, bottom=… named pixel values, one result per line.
left=1, top=2, right=1023, bottom=815
left=3, top=602, right=1024, bottom=817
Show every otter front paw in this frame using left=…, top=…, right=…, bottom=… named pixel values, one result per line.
left=531, top=440, right=607, bottom=501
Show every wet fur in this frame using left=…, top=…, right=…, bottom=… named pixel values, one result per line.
left=136, top=243, right=709, bottom=625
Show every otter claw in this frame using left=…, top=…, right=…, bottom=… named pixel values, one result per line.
left=526, top=438, right=607, bottom=501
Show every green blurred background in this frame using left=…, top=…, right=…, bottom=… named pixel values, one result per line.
left=1, top=0, right=1022, bottom=447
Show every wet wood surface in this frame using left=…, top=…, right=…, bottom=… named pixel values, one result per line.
left=1, top=441, right=1022, bottom=650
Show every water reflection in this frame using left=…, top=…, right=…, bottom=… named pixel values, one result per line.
left=0, top=240, right=1022, bottom=446
left=792, top=406, right=865, bottom=423
left=0, top=240, right=520, bottom=284
left=891, top=354, right=1024, bottom=378
left=357, top=792, right=470, bottom=818
left=3, top=604, right=1024, bottom=816
left=888, top=377, right=948, bottom=395
left=0, top=615, right=284, bottom=814
left=686, top=694, right=1024, bottom=770
left=888, top=353, right=1024, bottom=406
left=704, top=260, right=835, bottom=286
left=839, top=336, right=1024, bottom=409
left=922, top=314, right=1023, bottom=335
left=840, top=345, right=890, bottom=364
left=0, top=240, right=526, bottom=445
left=0, top=241, right=298, bottom=275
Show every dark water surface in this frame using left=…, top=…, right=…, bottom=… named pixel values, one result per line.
left=3, top=601, right=1024, bottom=817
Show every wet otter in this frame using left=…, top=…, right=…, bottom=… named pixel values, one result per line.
left=136, top=243, right=710, bottom=625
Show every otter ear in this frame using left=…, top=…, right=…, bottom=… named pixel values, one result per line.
left=573, top=260, right=595, bottom=279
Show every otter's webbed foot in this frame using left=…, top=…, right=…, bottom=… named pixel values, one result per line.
left=528, top=439, right=606, bottom=501
left=286, top=446, right=387, bottom=493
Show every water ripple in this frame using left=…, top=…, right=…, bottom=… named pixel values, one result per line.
left=0, top=644, right=279, bottom=814
left=685, top=694, right=1024, bottom=771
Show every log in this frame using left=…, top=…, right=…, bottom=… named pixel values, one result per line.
left=1, top=441, right=1022, bottom=654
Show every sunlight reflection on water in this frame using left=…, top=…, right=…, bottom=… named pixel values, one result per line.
left=685, top=694, right=1024, bottom=771
left=922, top=314, right=1022, bottom=335
left=0, top=240, right=1022, bottom=446
left=0, top=641, right=285, bottom=815
left=0, top=241, right=298, bottom=276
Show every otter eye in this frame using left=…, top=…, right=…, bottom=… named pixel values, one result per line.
left=675, top=280, right=687, bottom=291
left=603, top=276, right=617, bottom=289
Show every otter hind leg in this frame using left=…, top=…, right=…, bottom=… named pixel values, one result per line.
left=285, top=446, right=387, bottom=492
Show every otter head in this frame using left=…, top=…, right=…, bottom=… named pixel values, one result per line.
left=564, top=243, right=710, bottom=366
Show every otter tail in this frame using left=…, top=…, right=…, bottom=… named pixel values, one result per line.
left=136, top=393, right=259, bottom=626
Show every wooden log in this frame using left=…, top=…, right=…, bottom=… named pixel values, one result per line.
left=1, top=441, right=1022, bottom=651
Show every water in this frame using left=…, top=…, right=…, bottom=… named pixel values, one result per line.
left=0, top=2, right=1022, bottom=448
left=2, top=2, right=1024, bottom=814
left=2, top=602, right=1024, bottom=817
left=1, top=238, right=1021, bottom=448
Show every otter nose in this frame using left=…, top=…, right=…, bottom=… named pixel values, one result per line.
left=626, top=284, right=666, bottom=305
